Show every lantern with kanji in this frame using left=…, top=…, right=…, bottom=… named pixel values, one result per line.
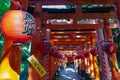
left=90, top=47, right=98, bottom=56
left=1, top=10, right=36, bottom=44
left=103, top=41, right=117, bottom=55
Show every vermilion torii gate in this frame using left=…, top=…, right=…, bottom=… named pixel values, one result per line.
left=0, top=0, right=120, bottom=80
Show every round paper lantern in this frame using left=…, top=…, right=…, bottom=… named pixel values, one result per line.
left=90, top=47, right=98, bottom=56
left=84, top=51, right=89, bottom=58
left=53, top=51, right=59, bottom=57
left=103, top=41, right=117, bottom=55
left=75, top=55, right=80, bottom=59
left=1, top=10, right=36, bottom=44
left=79, top=54, right=85, bottom=59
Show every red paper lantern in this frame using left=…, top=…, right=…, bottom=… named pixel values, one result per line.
left=90, top=47, right=98, bottom=56
left=79, top=54, right=85, bottom=59
left=84, top=51, right=89, bottom=58
left=1, top=10, right=36, bottom=44
left=53, top=51, right=59, bottom=57
left=75, top=55, right=80, bottom=59
left=103, top=41, right=117, bottom=55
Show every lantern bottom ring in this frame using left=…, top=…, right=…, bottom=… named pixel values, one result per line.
left=14, top=42, right=23, bottom=46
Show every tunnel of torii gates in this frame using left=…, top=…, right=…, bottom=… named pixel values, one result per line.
left=1, top=0, right=120, bottom=80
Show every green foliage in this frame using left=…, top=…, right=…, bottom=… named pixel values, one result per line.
left=0, top=0, right=11, bottom=20
left=112, top=28, right=120, bottom=68
left=0, top=32, right=4, bottom=61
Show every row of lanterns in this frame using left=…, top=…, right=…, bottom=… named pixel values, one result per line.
left=74, top=47, right=98, bottom=60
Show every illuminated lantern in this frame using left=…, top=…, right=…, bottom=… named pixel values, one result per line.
left=75, top=55, right=80, bottom=59
left=39, top=40, right=51, bottom=55
left=1, top=10, right=36, bottom=44
left=79, top=54, right=85, bottom=59
left=52, top=51, right=59, bottom=57
left=84, top=51, right=89, bottom=58
left=103, top=41, right=117, bottom=55
left=90, top=47, right=98, bottom=56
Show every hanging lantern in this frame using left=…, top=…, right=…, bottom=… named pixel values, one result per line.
left=103, top=41, right=117, bottom=55
left=84, top=51, right=89, bottom=58
left=90, top=47, right=98, bottom=56
left=1, top=10, right=36, bottom=44
left=75, top=55, right=80, bottom=59
left=57, top=53, right=62, bottom=59
left=38, top=39, right=51, bottom=55
left=53, top=51, right=59, bottom=57
left=79, top=54, right=85, bottom=59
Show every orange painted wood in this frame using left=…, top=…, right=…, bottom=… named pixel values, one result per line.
left=49, top=56, right=54, bottom=80
left=51, top=31, right=96, bottom=34
left=29, top=0, right=115, bottom=5
left=42, top=12, right=117, bottom=19
left=0, top=39, right=22, bottom=80
left=43, top=54, right=49, bottom=80
left=115, top=2, right=120, bottom=20
left=28, top=31, right=44, bottom=80
left=104, top=19, right=120, bottom=80
left=28, top=2, right=44, bottom=80
left=45, top=23, right=103, bottom=29
left=11, top=0, right=28, bottom=10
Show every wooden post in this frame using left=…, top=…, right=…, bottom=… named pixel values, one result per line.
left=43, top=54, right=49, bottom=80
left=115, top=1, right=120, bottom=30
left=49, top=56, right=54, bottom=80
left=0, top=39, right=22, bottom=80
left=28, top=2, right=44, bottom=80
left=96, top=28, right=111, bottom=80
left=103, top=18, right=120, bottom=80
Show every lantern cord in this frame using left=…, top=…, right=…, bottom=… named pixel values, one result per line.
left=11, top=0, right=22, bottom=9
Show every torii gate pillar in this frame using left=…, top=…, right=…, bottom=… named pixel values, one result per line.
left=96, top=28, right=111, bottom=80
left=103, top=19, right=119, bottom=80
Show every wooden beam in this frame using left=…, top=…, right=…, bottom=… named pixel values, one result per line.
left=52, top=38, right=91, bottom=42
left=42, top=11, right=117, bottom=19
left=51, top=30, right=96, bottom=34
left=29, top=0, right=115, bottom=5
left=53, top=41, right=89, bottom=46
left=45, top=23, right=103, bottom=29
